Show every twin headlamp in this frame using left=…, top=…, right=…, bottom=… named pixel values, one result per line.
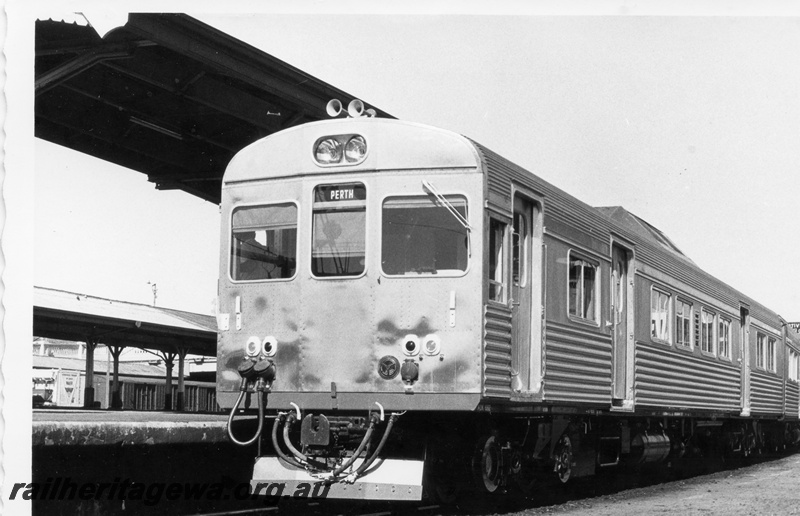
left=245, top=335, right=278, bottom=358
left=314, top=135, right=367, bottom=166
left=402, top=334, right=441, bottom=357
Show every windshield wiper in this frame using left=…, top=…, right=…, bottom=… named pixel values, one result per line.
left=422, top=180, right=472, bottom=258
left=422, top=180, right=472, bottom=231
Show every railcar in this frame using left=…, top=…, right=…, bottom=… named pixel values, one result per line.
left=217, top=101, right=800, bottom=501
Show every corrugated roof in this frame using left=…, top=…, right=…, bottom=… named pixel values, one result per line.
left=33, top=354, right=168, bottom=377
left=33, top=286, right=217, bottom=356
left=35, top=13, right=393, bottom=203
left=595, top=206, right=691, bottom=262
left=34, top=287, right=215, bottom=333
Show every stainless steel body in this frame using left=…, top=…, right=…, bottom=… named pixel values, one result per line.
left=217, top=119, right=484, bottom=412
left=217, top=117, right=796, bottom=419
left=216, top=116, right=799, bottom=502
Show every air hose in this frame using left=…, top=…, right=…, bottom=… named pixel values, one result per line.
left=274, top=408, right=401, bottom=483
left=354, top=412, right=400, bottom=475
left=227, top=389, right=265, bottom=446
left=331, top=413, right=378, bottom=476
left=272, top=413, right=305, bottom=468
left=281, top=412, right=310, bottom=462
left=226, top=358, right=275, bottom=447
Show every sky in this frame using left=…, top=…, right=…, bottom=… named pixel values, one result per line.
left=34, top=140, right=220, bottom=313
left=30, top=6, right=800, bottom=319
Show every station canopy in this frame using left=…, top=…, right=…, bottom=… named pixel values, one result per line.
left=34, top=287, right=217, bottom=356
left=35, top=13, right=393, bottom=204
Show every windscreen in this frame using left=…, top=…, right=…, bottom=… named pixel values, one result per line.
left=230, top=203, right=297, bottom=281
left=381, top=196, right=469, bottom=275
left=311, top=183, right=367, bottom=277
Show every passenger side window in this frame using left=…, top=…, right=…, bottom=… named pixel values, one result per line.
left=651, top=288, right=671, bottom=343
left=790, top=350, right=800, bottom=382
left=701, top=309, right=716, bottom=355
left=568, top=254, right=597, bottom=322
left=718, top=318, right=731, bottom=359
left=767, top=338, right=777, bottom=373
left=757, top=333, right=766, bottom=369
left=676, top=299, right=693, bottom=348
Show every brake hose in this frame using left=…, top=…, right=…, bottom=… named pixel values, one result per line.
left=271, top=404, right=397, bottom=479
left=331, top=414, right=378, bottom=476
left=272, top=413, right=305, bottom=468
left=227, top=389, right=265, bottom=446
left=355, top=413, right=399, bottom=475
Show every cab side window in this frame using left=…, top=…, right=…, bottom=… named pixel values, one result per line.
left=488, top=219, right=506, bottom=303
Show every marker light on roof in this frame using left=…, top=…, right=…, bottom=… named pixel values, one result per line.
left=345, top=135, right=367, bottom=162
left=315, top=138, right=342, bottom=164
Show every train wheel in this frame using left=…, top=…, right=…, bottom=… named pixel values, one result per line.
left=743, top=430, right=757, bottom=458
left=553, top=434, right=573, bottom=484
left=473, top=435, right=502, bottom=493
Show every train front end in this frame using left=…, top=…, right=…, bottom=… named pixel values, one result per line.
left=216, top=116, right=485, bottom=500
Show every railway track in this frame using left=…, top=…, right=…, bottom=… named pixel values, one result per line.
left=187, top=501, right=445, bottom=516
left=186, top=450, right=800, bottom=516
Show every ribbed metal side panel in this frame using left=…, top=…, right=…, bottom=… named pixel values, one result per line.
left=472, top=141, right=783, bottom=329
left=750, top=372, right=784, bottom=414
left=635, top=243, right=737, bottom=307
left=635, top=344, right=740, bottom=411
left=543, top=322, right=612, bottom=404
left=786, top=382, right=800, bottom=419
left=483, top=304, right=512, bottom=398
left=477, top=144, right=609, bottom=237
left=477, top=143, right=513, bottom=205
left=486, top=166, right=511, bottom=210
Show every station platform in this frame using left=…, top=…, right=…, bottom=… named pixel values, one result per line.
left=32, top=408, right=254, bottom=446
left=32, top=409, right=266, bottom=515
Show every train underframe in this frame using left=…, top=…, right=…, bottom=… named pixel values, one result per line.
left=251, top=406, right=800, bottom=502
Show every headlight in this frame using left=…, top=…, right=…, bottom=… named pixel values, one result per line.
left=423, top=334, right=441, bottom=356
left=345, top=135, right=367, bottom=163
left=402, top=334, right=420, bottom=356
left=262, top=336, right=277, bottom=357
left=245, top=336, right=261, bottom=357
left=313, top=134, right=367, bottom=166
left=315, top=138, right=342, bottom=164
